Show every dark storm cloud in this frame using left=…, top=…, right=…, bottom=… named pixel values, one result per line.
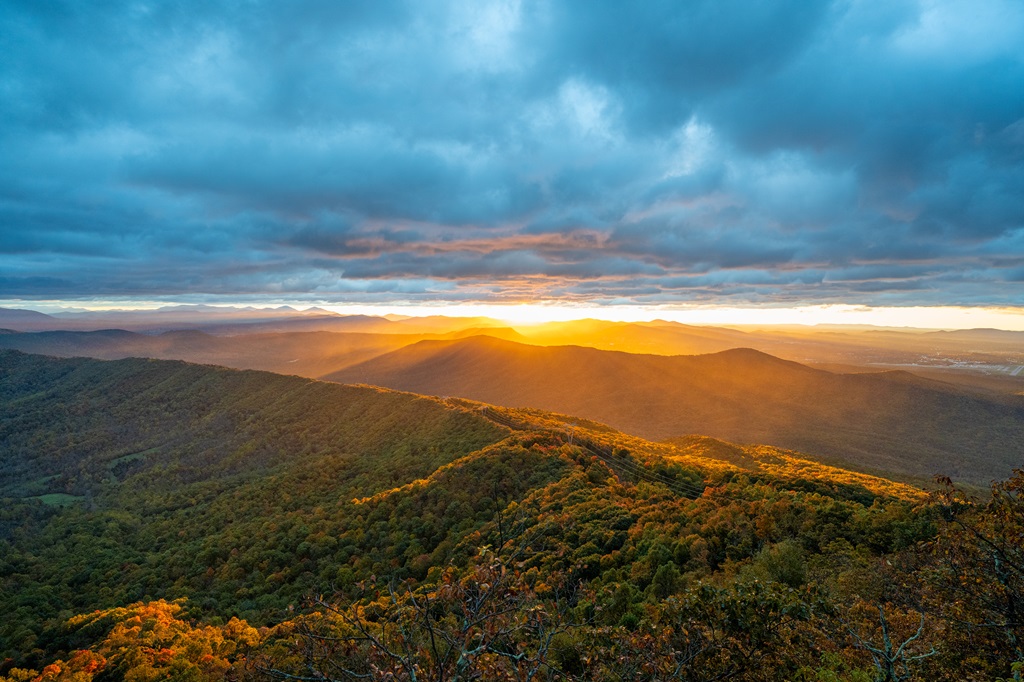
left=1, top=0, right=1022, bottom=306
left=543, top=0, right=832, bottom=134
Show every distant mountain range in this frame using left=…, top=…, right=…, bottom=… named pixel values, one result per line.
left=328, top=335, right=1024, bottom=485
left=0, top=305, right=395, bottom=333
left=5, top=305, right=1022, bottom=368
left=1, top=306, right=1021, bottom=485
left=0, top=326, right=527, bottom=378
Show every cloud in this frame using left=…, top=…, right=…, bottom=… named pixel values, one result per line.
left=1, top=0, right=1022, bottom=307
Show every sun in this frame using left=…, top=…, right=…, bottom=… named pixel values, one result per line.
left=312, top=302, right=1024, bottom=331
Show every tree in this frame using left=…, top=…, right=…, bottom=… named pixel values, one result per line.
left=928, top=473, right=1024, bottom=679
left=590, top=580, right=814, bottom=682
left=844, top=605, right=936, bottom=682
left=257, top=549, right=580, bottom=681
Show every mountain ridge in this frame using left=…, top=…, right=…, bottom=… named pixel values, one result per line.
left=1, top=350, right=1013, bottom=681
left=328, top=335, right=1024, bottom=485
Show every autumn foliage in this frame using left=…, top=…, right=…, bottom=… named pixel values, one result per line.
left=1, top=353, right=1021, bottom=680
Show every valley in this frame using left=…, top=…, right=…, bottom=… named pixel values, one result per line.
left=329, top=335, right=1024, bottom=486
left=0, top=348, right=1020, bottom=680
left=1, top=309, right=1022, bottom=680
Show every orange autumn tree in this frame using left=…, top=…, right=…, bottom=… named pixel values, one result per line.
left=1, top=601, right=259, bottom=682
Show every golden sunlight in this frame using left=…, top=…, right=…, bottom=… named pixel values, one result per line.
left=320, top=303, right=1024, bottom=331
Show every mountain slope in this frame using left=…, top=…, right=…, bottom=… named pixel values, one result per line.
left=516, top=318, right=752, bottom=355
left=1, top=350, right=934, bottom=672
left=0, top=328, right=529, bottom=379
left=0, top=307, right=62, bottom=331
left=0, top=350, right=511, bottom=657
left=0, top=349, right=507, bottom=500
left=0, top=329, right=420, bottom=378
left=328, top=336, right=1024, bottom=484
left=5, top=351, right=1014, bottom=681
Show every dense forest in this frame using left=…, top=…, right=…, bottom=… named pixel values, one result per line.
left=1, top=351, right=1021, bottom=680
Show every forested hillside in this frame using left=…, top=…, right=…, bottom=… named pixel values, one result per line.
left=1, top=352, right=1020, bottom=680
left=329, top=336, right=1024, bottom=485
left=0, top=351, right=506, bottom=655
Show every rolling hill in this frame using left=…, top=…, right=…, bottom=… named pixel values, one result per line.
left=328, top=336, right=1024, bottom=485
left=0, top=350, right=509, bottom=659
left=519, top=319, right=1024, bottom=390
left=0, top=352, right=917, bottom=662
left=0, top=327, right=527, bottom=379
left=0, top=329, right=423, bottom=378
left=0, top=306, right=512, bottom=335
left=1, top=351, right=1017, bottom=680
left=4, top=306, right=1021, bottom=395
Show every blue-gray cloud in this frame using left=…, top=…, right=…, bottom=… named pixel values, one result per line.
left=1, top=0, right=1023, bottom=306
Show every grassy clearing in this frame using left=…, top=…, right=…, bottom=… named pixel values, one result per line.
left=107, top=447, right=161, bottom=469
left=32, top=493, right=84, bottom=506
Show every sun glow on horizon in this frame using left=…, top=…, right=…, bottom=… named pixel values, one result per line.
left=5, top=299, right=1024, bottom=331
left=316, top=302, right=1024, bottom=331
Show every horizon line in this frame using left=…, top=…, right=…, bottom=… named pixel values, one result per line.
left=4, top=300, right=1024, bottom=332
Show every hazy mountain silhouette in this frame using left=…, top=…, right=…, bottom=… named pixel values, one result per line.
left=328, top=335, right=1024, bottom=484
left=0, top=327, right=528, bottom=378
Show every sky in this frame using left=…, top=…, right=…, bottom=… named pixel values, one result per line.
left=2, top=0, right=1024, bottom=325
